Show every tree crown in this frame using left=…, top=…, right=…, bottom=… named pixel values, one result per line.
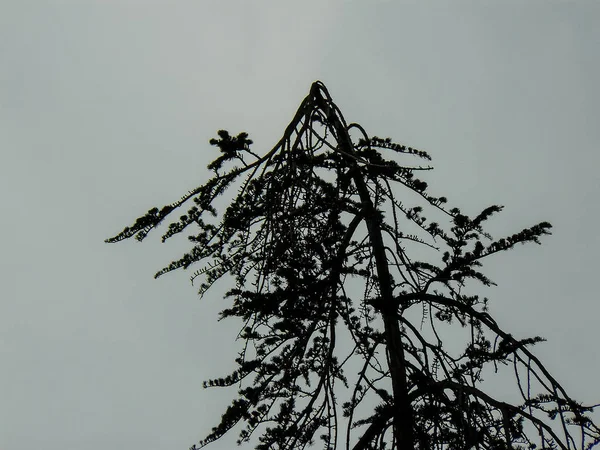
left=107, top=81, right=598, bottom=450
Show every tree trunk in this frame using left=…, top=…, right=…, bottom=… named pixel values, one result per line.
left=314, top=86, right=415, bottom=448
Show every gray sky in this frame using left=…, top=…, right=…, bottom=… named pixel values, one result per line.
left=1, top=2, right=599, bottom=450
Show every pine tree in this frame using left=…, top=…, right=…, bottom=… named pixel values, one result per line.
left=106, top=81, right=599, bottom=450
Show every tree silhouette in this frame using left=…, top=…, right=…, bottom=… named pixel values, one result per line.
left=106, top=81, right=599, bottom=450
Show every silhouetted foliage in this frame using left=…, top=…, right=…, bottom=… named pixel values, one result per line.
left=106, top=81, right=599, bottom=450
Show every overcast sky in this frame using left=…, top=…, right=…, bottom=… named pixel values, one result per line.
left=1, top=2, right=599, bottom=450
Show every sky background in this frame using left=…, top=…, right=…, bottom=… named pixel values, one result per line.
left=1, top=2, right=599, bottom=449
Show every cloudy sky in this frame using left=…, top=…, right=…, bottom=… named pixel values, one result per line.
left=1, top=2, right=599, bottom=449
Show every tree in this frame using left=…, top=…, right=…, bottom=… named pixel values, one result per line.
left=106, top=81, right=599, bottom=450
